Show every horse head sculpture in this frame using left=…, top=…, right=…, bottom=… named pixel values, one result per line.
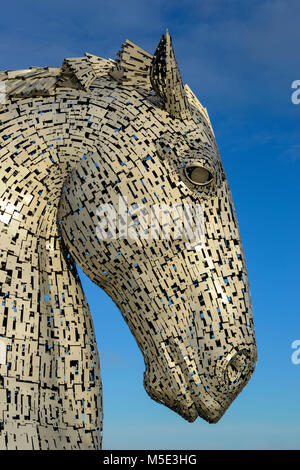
left=0, top=30, right=257, bottom=449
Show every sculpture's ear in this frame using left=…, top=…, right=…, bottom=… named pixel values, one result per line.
left=184, top=84, right=214, bottom=135
left=150, top=29, right=191, bottom=120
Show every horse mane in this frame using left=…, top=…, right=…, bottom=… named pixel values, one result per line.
left=0, top=39, right=213, bottom=132
left=0, top=53, right=115, bottom=101
left=0, top=40, right=152, bottom=102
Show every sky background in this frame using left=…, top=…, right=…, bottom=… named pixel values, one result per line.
left=1, top=0, right=299, bottom=449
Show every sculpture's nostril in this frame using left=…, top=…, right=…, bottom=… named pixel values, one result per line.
left=226, top=352, right=249, bottom=384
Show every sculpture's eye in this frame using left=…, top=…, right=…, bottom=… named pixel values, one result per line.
left=184, top=165, right=213, bottom=186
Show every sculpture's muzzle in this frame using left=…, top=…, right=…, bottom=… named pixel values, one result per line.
left=143, top=338, right=257, bottom=423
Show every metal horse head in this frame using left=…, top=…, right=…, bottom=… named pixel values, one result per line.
left=58, top=30, right=258, bottom=422
left=0, top=30, right=257, bottom=449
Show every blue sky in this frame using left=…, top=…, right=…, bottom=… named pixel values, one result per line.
left=1, top=0, right=299, bottom=449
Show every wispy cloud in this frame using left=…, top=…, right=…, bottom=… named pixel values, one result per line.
left=282, top=143, right=300, bottom=161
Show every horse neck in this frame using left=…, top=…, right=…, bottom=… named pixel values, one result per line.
left=0, top=96, right=102, bottom=448
left=0, top=98, right=80, bottom=300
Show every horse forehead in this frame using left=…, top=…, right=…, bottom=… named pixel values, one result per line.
left=91, top=84, right=200, bottom=137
